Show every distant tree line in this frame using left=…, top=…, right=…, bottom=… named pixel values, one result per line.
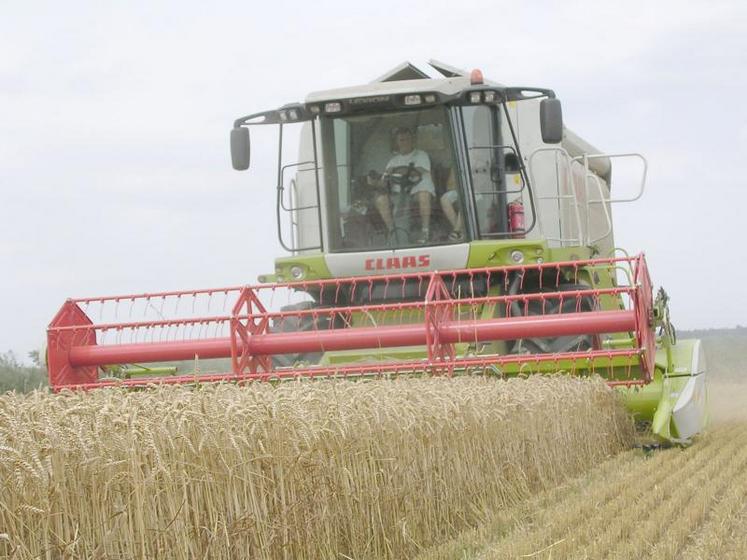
left=0, top=351, right=47, bottom=393
left=679, top=326, right=747, bottom=339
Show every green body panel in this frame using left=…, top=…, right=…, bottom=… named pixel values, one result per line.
left=618, top=338, right=702, bottom=442
left=466, top=240, right=549, bottom=268
left=465, top=240, right=599, bottom=269
left=319, top=344, right=471, bottom=367
left=102, top=364, right=179, bottom=379
left=270, top=254, right=332, bottom=284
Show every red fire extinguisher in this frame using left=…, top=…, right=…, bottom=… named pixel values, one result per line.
left=508, top=200, right=525, bottom=238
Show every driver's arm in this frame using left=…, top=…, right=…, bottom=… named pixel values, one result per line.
left=366, top=170, right=386, bottom=189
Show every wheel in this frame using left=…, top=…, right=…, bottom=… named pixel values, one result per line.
left=509, top=283, right=596, bottom=354
left=385, top=164, right=422, bottom=189
left=270, top=301, right=330, bottom=368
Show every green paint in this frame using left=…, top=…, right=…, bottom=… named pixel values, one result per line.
left=617, top=338, right=702, bottom=442
left=467, top=239, right=549, bottom=268
left=270, top=253, right=332, bottom=283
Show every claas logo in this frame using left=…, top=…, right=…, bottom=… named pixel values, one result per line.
left=364, top=255, right=431, bottom=271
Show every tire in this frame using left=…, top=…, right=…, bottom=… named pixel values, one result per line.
left=270, top=301, right=329, bottom=368
left=509, top=283, right=596, bottom=354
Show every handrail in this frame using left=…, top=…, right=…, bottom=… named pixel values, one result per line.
left=528, top=147, right=584, bottom=246
left=584, top=171, right=613, bottom=245
left=529, top=149, right=648, bottom=248
left=575, top=152, right=648, bottom=203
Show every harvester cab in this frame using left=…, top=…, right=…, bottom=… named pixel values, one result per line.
left=48, top=61, right=707, bottom=444
left=232, top=62, right=620, bottom=272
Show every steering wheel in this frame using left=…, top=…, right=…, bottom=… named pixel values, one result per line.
left=385, top=164, right=422, bottom=189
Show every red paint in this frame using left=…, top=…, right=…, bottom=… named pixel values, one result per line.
left=47, top=254, right=657, bottom=391
left=63, top=350, right=647, bottom=390
left=364, top=254, right=430, bottom=271
left=508, top=201, right=525, bottom=238
left=47, top=300, right=98, bottom=388
left=67, top=310, right=636, bottom=367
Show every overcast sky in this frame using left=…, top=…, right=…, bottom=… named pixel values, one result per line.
left=1, top=0, right=746, bottom=357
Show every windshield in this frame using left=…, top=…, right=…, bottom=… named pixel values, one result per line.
left=321, top=107, right=463, bottom=251
left=319, top=104, right=528, bottom=253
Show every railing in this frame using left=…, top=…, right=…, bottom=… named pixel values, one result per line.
left=278, top=160, right=321, bottom=252
left=528, top=148, right=648, bottom=247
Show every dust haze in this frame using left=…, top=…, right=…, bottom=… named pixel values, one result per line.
left=695, top=331, right=747, bottom=424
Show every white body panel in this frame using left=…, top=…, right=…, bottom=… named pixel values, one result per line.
left=511, top=99, right=615, bottom=255
left=292, top=122, right=322, bottom=253
left=306, top=76, right=478, bottom=104
left=325, top=243, right=470, bottom=277
left=672, top=340, right=708, bottom=442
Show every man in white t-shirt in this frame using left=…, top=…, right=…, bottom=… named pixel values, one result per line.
left=368, top=127, right=436, bottom=244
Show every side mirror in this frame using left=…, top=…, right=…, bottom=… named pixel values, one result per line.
left=230, top=127, right=251, bottom=170
left=540, top=98, right=563, bottom=144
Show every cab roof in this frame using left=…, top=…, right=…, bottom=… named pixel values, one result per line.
left=306, top=60, right=501, bottom=104
left=307, top=76, right=482, bottom=104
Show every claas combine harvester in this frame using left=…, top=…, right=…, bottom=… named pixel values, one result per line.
left=47, top=61, right=707, bottom=443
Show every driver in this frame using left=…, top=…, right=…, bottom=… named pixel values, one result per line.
left=367, top=126, right=435, bottom=244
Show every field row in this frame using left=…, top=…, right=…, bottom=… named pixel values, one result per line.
left=419, top=418, right=747, bottom=559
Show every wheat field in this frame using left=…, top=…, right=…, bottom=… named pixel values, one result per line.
left=418, top=380, right=747, bottom=560
left=0, top=376, right=631, bottom=559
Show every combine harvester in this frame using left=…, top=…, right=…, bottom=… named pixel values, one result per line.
left=47, top=61, right=707, bottom=443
